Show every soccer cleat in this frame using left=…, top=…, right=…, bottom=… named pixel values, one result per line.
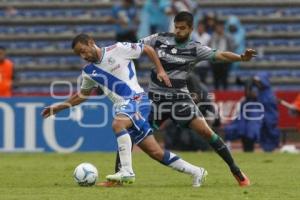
left=106, top=171, right=135, bottom=184
left=233, top=171, right=250, bottom=187
left=192, top=167, right=208, bottom=187
left=96, top=181, right=123, bottom=187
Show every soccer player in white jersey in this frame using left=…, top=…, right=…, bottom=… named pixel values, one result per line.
left=42, top=34, right=208, bottom=187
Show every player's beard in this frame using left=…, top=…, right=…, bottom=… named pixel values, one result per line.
left=89, top=47, right=99, bottom=63
left=175, top=34, right=189, bottom=43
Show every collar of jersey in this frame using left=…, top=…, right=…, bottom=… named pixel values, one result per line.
left=94, top=47, right=105, bottom=64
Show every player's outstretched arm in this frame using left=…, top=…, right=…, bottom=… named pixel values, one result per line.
left=41, top=89, right=92, bottom=118
left=142, top=45, right=172, bottom=87
left=278, top=99, right=300, bottom=115
left=215, top=49, right=256, bottom=62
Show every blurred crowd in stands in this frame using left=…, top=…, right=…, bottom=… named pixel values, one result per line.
left=0, top=0, right=248, bottom=93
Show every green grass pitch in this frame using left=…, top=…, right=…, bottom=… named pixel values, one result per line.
left=0, top=152, right=299, bottom=200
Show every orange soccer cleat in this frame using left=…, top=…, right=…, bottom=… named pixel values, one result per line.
left=96, top=181, right=123, bottom=187
left=233, top=171, right=250, bottom=187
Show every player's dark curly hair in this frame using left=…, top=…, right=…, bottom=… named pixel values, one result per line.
left=71, top=33, right=94, bottom=49
left=174, top=11, right=194, bottom=27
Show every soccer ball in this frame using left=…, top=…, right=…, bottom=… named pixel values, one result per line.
left=73, top=163, right=98, bottom=186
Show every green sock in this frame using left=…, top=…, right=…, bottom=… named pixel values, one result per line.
left=209, top=133, right=240, bottom=174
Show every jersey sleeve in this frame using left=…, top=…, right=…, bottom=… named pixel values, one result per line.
left=80, top=72, right=97, bottom=90
left=139, top=33, right=159, bottom=47
left=195, top=43, right=217, bottom=62
left=116, top=42, right=144, bottom=59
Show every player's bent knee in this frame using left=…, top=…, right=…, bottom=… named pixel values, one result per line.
left=112, top=120, right=127, bottom=133
left=112, top=115, right=133, bottom=133
left=190, top=117, right=214, bottom=139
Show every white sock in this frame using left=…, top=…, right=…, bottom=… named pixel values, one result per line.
left=169, top=159, right=200, bottom=175
left=116, top=130, right=134, bottom=174
left=161, top=151, right=199, bottom=175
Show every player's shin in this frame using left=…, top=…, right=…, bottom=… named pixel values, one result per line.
left=209, top=133, right=240, bottom=173
left=114, top=136, right=134, bottom=173
left=116, top=130, right=134, bottom=174
left=209, top=133, right=250, bottom=186
left=160, top=151, right=199, bottom=175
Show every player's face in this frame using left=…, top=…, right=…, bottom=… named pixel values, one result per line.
left=73, top=40, right=99, bottom=63
left=174, top=21, right=193, bottom=43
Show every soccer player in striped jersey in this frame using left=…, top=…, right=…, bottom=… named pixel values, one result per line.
left=42, top=33, right=208, bottom=187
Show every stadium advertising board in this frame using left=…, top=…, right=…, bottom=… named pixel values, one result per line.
left=215, top=91, right=299, bottom=127
left=0, top=97, right=117, bottom=152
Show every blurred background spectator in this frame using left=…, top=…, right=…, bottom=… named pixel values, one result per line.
left=224, top=73, right=281, bottom=152
left=202, top=12, right=217, bottom=35
left=209, top=20, right=235, bottom=90
left=4, top=6, right=18, bottom=17
left=291, top=94, right=300, bottom=132
left=112, top=0, right=139, bottom=42
left=225, top=15, right=246, bottom=70
left=192, top=20, right=211, bottom=84
left=192, top=20, right=211, bottom=46
left=280, top=94, right=300, bottom=132
left=138, top=0, right=170, bottom=38
left=0, top=46, right=14, bottom=97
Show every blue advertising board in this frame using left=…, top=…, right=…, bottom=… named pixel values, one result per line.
left=0, top=97, right=117, bottom=152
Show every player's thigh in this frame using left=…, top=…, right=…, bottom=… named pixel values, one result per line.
left=189, top=116, right=214, bottom=139
left=171, top=98, right=202, bottom=127
left=138, top=135, right=164, bottom=161
left=112, top=114, right=133, bottom=132
left=149, top=99, right=171, bottom=129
